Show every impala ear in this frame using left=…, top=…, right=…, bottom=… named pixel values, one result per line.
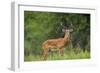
left=62, top=29, right=65, bottom=32
left=60, top=22, right=63, bottom=26
left=69, top=29, right=73, bottom=32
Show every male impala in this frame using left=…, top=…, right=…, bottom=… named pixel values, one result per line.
left=42, top=28, right=73, bottom=60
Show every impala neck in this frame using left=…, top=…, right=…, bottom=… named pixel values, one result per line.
left=64, top=31, right=70, bottom=40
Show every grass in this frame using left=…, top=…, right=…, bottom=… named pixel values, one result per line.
left=24, top=48, right=90, bottom=61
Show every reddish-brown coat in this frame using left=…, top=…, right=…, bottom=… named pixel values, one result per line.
left=42, top=29, right=72, bottom=60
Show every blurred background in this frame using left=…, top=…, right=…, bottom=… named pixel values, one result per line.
left=24, top=11, right=90, bottom=61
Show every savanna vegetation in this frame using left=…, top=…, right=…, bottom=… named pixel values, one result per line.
left=24, top=11, right=90, bottom=61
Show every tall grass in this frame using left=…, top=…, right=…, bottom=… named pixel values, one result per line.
left=24, top=48, right=90, bottom=61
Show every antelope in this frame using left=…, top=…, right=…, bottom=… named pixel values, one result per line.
left=42, top=27, right=73, bottom=60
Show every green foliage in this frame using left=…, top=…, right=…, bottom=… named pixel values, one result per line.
left=24, top=48, right=90, bottom=61
left=24, top=11, right=90, bottom=61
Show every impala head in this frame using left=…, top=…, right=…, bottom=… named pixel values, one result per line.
left=62, top=28, right=73, bottom=33
left=60, top=21, right=73, bottom=32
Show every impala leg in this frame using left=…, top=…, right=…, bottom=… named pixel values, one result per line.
left=60, top=48, right=64, bottom=56
left=58, top=49, right=61, bottom=56
left=42, top=49, right=48, bottom=60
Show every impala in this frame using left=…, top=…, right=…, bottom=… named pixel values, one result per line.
left=42, top=27, right=73, bottom=60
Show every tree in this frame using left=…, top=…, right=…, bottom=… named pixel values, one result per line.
left=24, top=11, right=90, bottom=56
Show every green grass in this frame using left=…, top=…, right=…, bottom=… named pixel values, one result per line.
left=24, top=48, right=90, bottom=61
